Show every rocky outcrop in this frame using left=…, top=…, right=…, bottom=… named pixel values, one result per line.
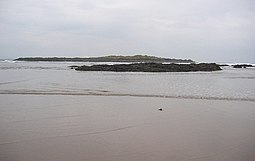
left=74, top=63, right=222, bottom=72
left=232, top=64, right=254, bottom=68
left=69, top=65, right=79, bottom=69
left=217, top=64, right=229, bottom=67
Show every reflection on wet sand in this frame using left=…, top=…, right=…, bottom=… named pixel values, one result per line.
left=1, top=95, right=255, bottom=161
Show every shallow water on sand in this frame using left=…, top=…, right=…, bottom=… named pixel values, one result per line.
left=0, top=61, right=255, bottom=161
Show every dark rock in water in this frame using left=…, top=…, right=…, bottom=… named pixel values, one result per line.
left=232, top=64, right=254, bottom=68
left=69, top=65, right=79, bottom=69
left=218, top=64, right=229, bottom=67
left=74, top=63, right=222, bottom=72
left=158, top=108, right=163, bottom=111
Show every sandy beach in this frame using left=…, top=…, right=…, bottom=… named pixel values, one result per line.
left=1, top=95, right=255, bottom=161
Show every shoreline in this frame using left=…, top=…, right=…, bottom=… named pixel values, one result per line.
left=0, top=91, right=254, bottom=102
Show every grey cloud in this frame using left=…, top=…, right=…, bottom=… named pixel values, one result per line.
left=0, top=0, right=254, bottom=62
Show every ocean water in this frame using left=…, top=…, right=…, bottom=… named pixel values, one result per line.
left=0, top=60, right=255, bottom=101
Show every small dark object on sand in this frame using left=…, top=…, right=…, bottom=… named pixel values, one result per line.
left=158, top=108, right=163, bottom=111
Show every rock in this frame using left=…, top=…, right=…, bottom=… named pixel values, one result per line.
left=69, top=65, right=79, bottom=69
left=218, top=64, right=229, bottom=67
left=74, top=63, right=222, bottom=72
left=232, top=64, right=254, bottom=68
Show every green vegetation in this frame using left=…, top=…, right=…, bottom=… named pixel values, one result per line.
left=15, top=55, right=194, bottom=63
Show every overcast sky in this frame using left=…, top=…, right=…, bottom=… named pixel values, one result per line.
left=0, top=0, right=254, bottom=62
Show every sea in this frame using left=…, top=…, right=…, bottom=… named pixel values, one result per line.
left=0, top=60, right=255, bottom=101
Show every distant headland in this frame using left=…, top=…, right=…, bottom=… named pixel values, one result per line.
left=15, top=55, right=194, bottom=63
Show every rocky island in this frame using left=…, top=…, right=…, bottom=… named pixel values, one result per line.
left=15, top=55, right=222, bottom=72
left=15, top=55, right=194, bottom=63
left=232, top=64, right=255, bottom=68
left=73, top=63, right=222, bottom=72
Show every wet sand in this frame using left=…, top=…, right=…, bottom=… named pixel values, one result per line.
left=0, top=95, right=255, bottom=161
